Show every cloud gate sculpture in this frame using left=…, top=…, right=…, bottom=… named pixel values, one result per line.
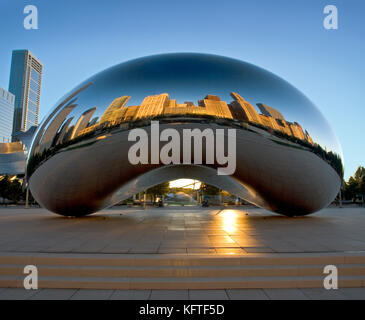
left=27, top=53, right=343, bottom=217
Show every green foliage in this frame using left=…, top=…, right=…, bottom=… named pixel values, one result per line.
left=0, top=175, right=25, bottom=203
left=200, top=183, right=220, bottom=195
left=344, top=166, right=365, bottom=201
left=146, top=182, right=170, bottom=196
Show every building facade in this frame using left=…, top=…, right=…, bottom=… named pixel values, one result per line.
left=0, top=141, right=26, bottom=176
left=8, top=50, right=43, bottom=136
left=229, top=92, right=262, bottom=124
left=257, top=103, right=285, bottom=120
left=134, top=93, right=170, bottom=120
left=0, top=87, right=15, bottom=143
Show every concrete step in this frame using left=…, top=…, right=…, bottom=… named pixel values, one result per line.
left=1, top=274, right=364, bottom=290
left=1, top=263, right=365, bottom=278
left=1, top=252, right=364, bottom=267
left=1, top=252, right=365, bottom=289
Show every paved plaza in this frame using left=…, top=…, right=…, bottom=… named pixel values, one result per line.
left=1, top=205, right=365, bottom=298
left=0, top=206, right=364, bottom=254
left=1, top=287, right=365, bottom=300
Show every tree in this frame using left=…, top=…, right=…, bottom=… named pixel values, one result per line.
left=354, top=166, right=365, bottom=182
left=0, top=175, right=11, bottom=202
left=0, top=175, right=25, bottom=204
left=7, top=178, right=23, bottom=202
left=343, top=166, right=365, bottom=201
left=344, top=177, right=358, bottom=201
left=359, top=175, right=365, bottom=197
left=200, top=183, right=220, bottom=196
left=146, top=182, right=170, bottom=202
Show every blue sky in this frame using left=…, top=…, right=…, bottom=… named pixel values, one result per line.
left=0, top=0, right=364, bottom=179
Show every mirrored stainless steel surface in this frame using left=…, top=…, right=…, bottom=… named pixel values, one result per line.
left=27, top=53, right=343, bottom=216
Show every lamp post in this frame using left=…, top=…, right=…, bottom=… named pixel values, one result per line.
left=25, top=183, right=29, bottom=209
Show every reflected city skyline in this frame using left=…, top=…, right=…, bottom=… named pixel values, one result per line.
left=29, top=89, right=344, bottom=178
left=73, top=91, right=314, bottom=146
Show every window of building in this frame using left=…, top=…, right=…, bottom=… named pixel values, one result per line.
left=30, top=68, right=40, bottom=83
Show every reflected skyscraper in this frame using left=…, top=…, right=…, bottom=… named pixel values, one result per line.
left=135, top=93, right=170, bottom=120
left=257, top=103, right=285, bottom=120
left=229, top=92, right=262, bottom=124
left=70, top=107, right=97, bottom=139
left=198, top=95, right=233, bottom=119
left=8, top=50, right=43, bottom=136
left=38, top=104, right=76, bottom=153
left=73, top=90, right=315, bottom=147
left=99, top=96, right=130, bottom=124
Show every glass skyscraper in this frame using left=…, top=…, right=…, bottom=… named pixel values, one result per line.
left=0, top=86, right=15, bottom=143
left=8, top=50, right=42, bottom=136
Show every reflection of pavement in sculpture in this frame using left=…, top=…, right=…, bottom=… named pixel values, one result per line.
left=27, top=53, right=343, bottom=217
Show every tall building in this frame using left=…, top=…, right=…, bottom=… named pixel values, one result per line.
left=0, top=87, right=15, bottom=143
left=288, top=122, right=306, bottom=140
left=229, top=92, right=261, bottom=124
left=258, top=114, right=279, bottom=131
left=56, top=117, right=74, bottom=145
left=70, top=107, right=97, bottom=139
left=163, top=98, right=206, bottom=116
left=275, top=118, right=293, bottom=136
left=99, top=96, right=130, bottom=124
left=123, top=105, right=139, bottom=121
left=38, top=104, right=76, bottom=153
left=198, top=95, right=233, bottom=119
left=134, top=93, right=170, bottom=120
left=256, top=103, right=284, bottom=120
left=8, top=50, right=43, bottom=136
left=78, top=96, right=131, bottom=136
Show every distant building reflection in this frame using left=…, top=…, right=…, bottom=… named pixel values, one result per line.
left=29, top=90, right=344, bottom=179
left=75, top=92, right=314, bottom=146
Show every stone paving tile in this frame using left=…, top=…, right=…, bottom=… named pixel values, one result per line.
left=300, top=288, right=348, bottom=300
left=158, top=248, right=187, bottom=254
left=71, top=242, right=108, bottom=253
left=189, top=290, right=229, bottom=300
left=226, top=289, right=269, bottom=300
left=100, top=246, right=131, bottom=253
left=0, top=288, right=39, bottom=300
left=150, top=290, right=189, bottom=300
left=159, top=242, right=188, bottom=249
left=128, top=247, right=160, bottom=254
left=187, top=248, right=217, bottom=254
left=29, top=289, right=77, bottom=300
left=70, top=289, right=114, bottom=300
left=1, top=288, right=365, bottom=300
left=110, top=290, right=151, bottom=300
left=243, top=247, right=275, bottom=253
left=264, top=288, right=309, bottom=300
left=2, top=206, right=365, bottom=256
left=335, top=288, right=365, bottom=300
left=215, top=248, right=245, bottom=255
